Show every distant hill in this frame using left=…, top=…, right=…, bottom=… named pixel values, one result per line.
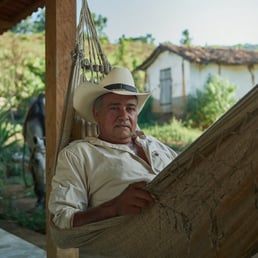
left=233, top=43, right=258, bottom=51
left=0, top=32, right=156, bottom=92
left=203, top=43, right=258, bottom=51
left=1, top=32, right=257, bottom=92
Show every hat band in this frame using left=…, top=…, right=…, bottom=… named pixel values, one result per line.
left=104, top=83, right=137, bottom=93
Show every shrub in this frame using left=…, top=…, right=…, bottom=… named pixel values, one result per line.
left=142, top=118, right=201, bottom=152
left=138, top=96, right=159, bottom=126
left=0, top=33, right=45, bottom=121
left=186, top=74, right=237, bottom=130
left=0, top=102, right=22, bottom=181
left=0, top=103, right=20, bottom=156
left=0, top=206, right=46, bottom=234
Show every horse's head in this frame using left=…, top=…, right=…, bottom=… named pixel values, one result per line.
left=23, top=93, right=45, bottom=149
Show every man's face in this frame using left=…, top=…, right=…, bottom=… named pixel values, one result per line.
left=93, top=93, right=138, bottom=144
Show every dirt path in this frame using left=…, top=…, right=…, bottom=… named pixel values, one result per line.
left=0, top=183, right=46, bottom=250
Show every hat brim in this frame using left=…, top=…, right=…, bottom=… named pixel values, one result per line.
left=73, top=81, right=150, bottom=123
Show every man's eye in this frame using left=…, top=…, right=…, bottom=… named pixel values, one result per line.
left=110, top=106, right=119, bottom=111
left=127, top=106, right=136, bottom=112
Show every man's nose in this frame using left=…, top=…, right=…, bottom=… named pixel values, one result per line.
left=118, top=107, right=129, bottom=119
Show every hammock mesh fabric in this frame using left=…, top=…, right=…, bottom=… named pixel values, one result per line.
left=50, top=1, right=258, bottom=257
left=51, top=84, right=258, bottom=257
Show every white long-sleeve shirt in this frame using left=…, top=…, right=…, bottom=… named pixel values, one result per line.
left=48, top=133, right=177, bottom=229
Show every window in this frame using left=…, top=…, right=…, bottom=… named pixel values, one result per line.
left=160, top=68, right=172, bottom=105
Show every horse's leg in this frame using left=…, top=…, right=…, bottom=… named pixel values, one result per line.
left=30, top=136, right=46, bottom=209
left=25, top=120, right=44, bottom=151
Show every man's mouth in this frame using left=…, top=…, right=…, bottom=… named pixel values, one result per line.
left=115, top=124, right=130, bottom=129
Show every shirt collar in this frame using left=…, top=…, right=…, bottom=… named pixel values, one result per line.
left=84, top=130, right=147, bottom=151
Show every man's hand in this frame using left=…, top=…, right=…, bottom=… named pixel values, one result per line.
left=112, top=181, right=155, bottom=216
left=73, top=181, right=155, bottom=227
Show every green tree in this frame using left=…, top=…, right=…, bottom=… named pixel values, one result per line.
left=180, top=29, right=192, bottom=46
left=31, top=8, right=45, bottom=33
left=91, top=13, right=108, bottom=39
left=11, top=8, right=45, bottom=34
left=187, top=74, right=237, bottom=130
left=127, top=34, right=155, bottom=44
left=0, top=34, right=45, bottom=118
left=115, top=35, right=127, bottom=66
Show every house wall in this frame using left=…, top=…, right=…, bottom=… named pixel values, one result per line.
left=145, top=50, right=258, bottom=117
left=145, top=51, right=191, bottom=115
left=190, top=63, right=258, bottom=99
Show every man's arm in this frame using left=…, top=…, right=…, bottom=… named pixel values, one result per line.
left=73, top=181, right=155, bottom=227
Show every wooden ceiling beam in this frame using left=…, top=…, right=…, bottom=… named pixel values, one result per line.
left=0, top=19, right=12, bottom=33
left=0, top=0, right=10, bottom=8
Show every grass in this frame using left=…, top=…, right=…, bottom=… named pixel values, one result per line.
left=0, top=206, right=46, bottom=234
left=0, top=177, right=45, bottom=234
left=142, top=118, right=202, bottom=152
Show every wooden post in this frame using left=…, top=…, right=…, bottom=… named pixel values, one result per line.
left=45, top=0, right=79, bottom=257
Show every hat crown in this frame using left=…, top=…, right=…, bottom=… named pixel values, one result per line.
left=101, top=67, right=135, bottom=89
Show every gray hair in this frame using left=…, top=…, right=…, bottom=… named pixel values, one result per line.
left=93, top=94, right=105, bottom=112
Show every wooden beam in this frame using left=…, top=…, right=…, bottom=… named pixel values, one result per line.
left=45, top=0, right=78, bottom=257
left=0, top=0, right=11, bottom=7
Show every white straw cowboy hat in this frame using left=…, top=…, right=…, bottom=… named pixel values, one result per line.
left=73, top=67, right=150, bottom=123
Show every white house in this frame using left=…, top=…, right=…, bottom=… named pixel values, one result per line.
left=136, top=43, right=258, bottom=117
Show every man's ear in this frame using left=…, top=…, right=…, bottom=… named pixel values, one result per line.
left=92, top=108, right=98, bottom=123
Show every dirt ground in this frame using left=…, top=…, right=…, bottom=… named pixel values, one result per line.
left=0, top=183, right=46, bottom=250
left=0, top=184, right=46, bottom=250
left=0, top=183, right=90, bottom=257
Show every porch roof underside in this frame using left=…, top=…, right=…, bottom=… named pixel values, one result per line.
left=0, top=0, right=45, bottom=35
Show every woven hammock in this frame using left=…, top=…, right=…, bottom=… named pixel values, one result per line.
left=50, top=1, right=258, bottom=257
left=51, top=81, right=258, bottom=257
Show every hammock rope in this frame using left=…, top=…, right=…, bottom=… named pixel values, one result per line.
left=55, top=0, right=111, bottom=156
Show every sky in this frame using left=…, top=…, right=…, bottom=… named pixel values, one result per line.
left=77, top=0, right=258, bottom=46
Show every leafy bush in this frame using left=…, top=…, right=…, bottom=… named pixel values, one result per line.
left=142, top=118, right=201, bottom=152
left=0, top=205, right=46, bottom=234
left=138, top=96, right=159, bottom=126
left=186, top=74, right=237, bottom=130
left=15, top=210, right=46, bottom=234
left=0, top=33, right=45, bottom=121
left=0, top=103, right=20, bottom=157
left=0, top=103, right=22, bottom=181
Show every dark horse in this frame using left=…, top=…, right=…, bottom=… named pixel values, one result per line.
left=23, top=93, right=46, bottom=208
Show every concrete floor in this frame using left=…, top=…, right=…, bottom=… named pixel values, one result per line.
left=0, top=228, right=46, bottom=258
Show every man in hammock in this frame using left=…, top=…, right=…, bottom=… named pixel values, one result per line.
left=49, top=67, right=177, bottom=229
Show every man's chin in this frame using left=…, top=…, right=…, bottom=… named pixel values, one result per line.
left=114, top=129, right=132, bottom=139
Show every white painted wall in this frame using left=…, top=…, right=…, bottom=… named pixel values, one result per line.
left=190, top=63, right=258, bottom=99
left=145, top=50, right=258, bottom=115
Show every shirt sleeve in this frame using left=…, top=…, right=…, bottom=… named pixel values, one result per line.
left=48, top=147, right=88, bottom=229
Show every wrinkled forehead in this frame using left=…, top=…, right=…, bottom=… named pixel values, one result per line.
left=101, top=93, right=137, bottom=104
